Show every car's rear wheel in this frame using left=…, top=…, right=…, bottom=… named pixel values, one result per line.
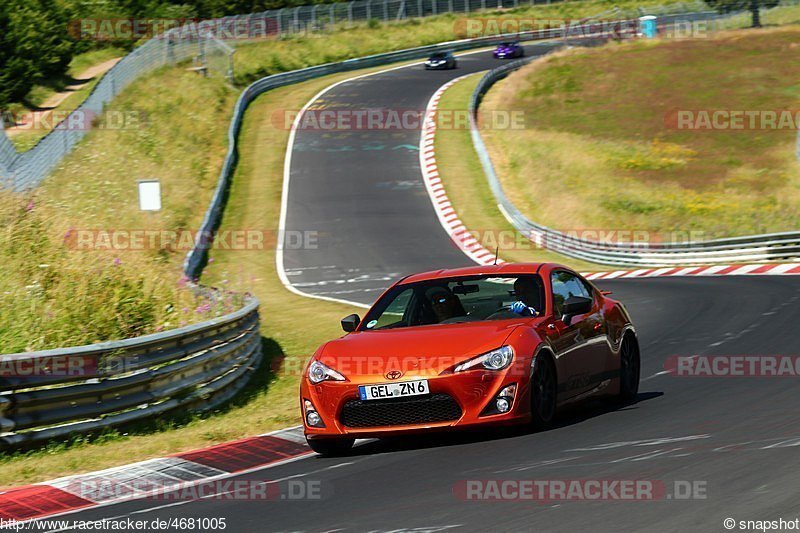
left=307, top=437, right=354, bottom=457
left=618, top=334, right=640, bottom=403
left=530, top=354, right=557, bottom=427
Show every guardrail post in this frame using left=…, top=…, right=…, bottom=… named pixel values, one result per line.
left=293, top=6, right=300, bottom=33
left=384, top=0, right=389, bottom=20
left=366, top=0, right=372, bottom=20
left=330, top=3, right=336, bottom=27
left=432, top=0, right=437, bottom=16
left=348, top=2, right=355, bottom=24
left=0, top=396, right=13, bottom=433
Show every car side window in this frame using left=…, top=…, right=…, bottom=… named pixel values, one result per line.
left=551, top=271, right=592, bottom=318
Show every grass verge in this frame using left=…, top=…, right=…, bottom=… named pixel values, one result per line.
left=480, top=24, right=800, bottom=239
left=0, top=0, right=700, bottom=481
left=0, top=64, right=414, bottom=487
left=227, top=0, right=691, bottom=84
left=433, top=72, right=605, bottom=272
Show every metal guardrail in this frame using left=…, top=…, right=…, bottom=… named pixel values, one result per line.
left=185, top=12, right=710, bottom=277
left=0, top=292, right=260, bottom=448
left=468, top=12, right=800, bottom=267
left=0, top=6, right=724, bottom=448
left=0, top=0, right=710, bottom=190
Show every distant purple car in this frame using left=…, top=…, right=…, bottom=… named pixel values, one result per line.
left=493, top=42, right=524, bottom=59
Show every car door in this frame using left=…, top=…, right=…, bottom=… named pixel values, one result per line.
left=546, top=270, right=608, bottom=400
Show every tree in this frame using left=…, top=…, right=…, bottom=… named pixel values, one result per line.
left=705, top=0, right=780, bottom=28
left=0, top=0, right=79, bottom=110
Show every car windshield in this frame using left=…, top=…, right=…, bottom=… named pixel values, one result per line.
left=499, top=42, right=512, bottom=47
left=429, top=52, right=448, bottom=59
left=360, top=274, right=545, bottom=330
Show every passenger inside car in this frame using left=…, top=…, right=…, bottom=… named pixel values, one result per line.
left=426, top=286, right=466, bottom=323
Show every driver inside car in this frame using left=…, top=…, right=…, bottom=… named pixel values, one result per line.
left=509, top=277, right=542, bottom=317
left=426, top=286, right=465, bottom=323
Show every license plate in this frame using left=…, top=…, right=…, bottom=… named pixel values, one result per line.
left=359, top=379, right=429, bottom=401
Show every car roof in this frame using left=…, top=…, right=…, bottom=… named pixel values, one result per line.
left=398, top=262, right=569, bottom=285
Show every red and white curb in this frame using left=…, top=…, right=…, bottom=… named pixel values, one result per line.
left=583, top=262, right=800, bottom=281
left=420, top=76, right=505, bottom=267
left=421, top=80, right=800, bottom=279
left=0, top=427, right=310, bottom=523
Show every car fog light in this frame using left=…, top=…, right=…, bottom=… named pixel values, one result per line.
left=496, top=397, right=510, bottom=413
left=306, top=411, right=322, bottom=426
left=481, top=384, right=517, bottom=416
left=304, top=399, right=325, bottom=428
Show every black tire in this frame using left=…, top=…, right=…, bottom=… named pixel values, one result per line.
left=530, top=354, right=557, bottom=427
left=618, top=334, right=641, bottom=403
left=307, top=437, right=354, bottom=457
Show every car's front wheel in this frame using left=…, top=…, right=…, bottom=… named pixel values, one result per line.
left=307, top=437, right=354, bottom=457
left=530, top=354, right=557, bottom=427
left=618, top=334, right=640, bottom=403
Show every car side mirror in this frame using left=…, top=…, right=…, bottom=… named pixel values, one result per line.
left=341, top=314, right=361, bottom=332
left=562, top=296, right=592, bottom=326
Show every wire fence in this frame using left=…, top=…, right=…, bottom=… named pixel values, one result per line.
left=0, top=0, right=712, bottom=191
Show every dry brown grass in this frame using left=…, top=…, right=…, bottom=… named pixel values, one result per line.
left=482, top=26, right=800, bottom=239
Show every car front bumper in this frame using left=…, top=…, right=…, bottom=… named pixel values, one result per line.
left=301, top=368, right=530, bottom=439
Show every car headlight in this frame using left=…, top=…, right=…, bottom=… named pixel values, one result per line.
left=308, top=360, right=346, bottom=384
left=454, top=346, right=514, bottom=372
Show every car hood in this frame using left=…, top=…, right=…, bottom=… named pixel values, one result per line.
left=318, top=320, right=530, bottom=377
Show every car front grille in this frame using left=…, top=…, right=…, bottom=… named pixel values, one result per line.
left=340, top=393, right=462, bottom=428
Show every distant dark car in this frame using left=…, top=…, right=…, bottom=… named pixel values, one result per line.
left=493, top=42, right=524, bottom=59
left=425, top=51, right=457, bottom=70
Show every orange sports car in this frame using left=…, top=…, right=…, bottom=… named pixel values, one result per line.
left=300, top=263, right=640, bottom=456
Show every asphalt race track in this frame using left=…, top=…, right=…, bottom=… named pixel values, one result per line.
left=61, top=44, right=800, bottom=531
left=280, top=43, right=560, bottom=305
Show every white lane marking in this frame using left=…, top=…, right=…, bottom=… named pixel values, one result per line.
left=567, top=434, right=710, bottom=452
left=641, top=370, right=671, bottom=382
left=611, top=447, right=685, bottom=463
left=761, top=438, right=800, bottom=449
left=492, top=456, right=580, bottom=474
left=277, top=48, right=497, bottom=308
